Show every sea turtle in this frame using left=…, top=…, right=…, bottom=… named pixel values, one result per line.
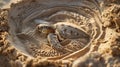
left=36, top=21, right=91, bottom=53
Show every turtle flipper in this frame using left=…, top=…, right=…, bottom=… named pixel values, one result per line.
left=47, top=33, right=72, bottom=53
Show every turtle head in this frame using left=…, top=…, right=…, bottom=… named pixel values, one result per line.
left=37, top=24, right=55, bottom=35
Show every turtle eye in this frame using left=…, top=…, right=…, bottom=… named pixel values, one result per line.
left=37, top=25, right=43, bottom=33
left=37, top=26, right=41, bottom=30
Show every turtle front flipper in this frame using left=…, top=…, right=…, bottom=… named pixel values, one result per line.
left=47, top=33, right=72, bottom=53
left=60, top=39, right=71, bottom=46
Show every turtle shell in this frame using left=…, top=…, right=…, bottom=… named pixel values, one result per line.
left=55, top=23, right=90, bottom=40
